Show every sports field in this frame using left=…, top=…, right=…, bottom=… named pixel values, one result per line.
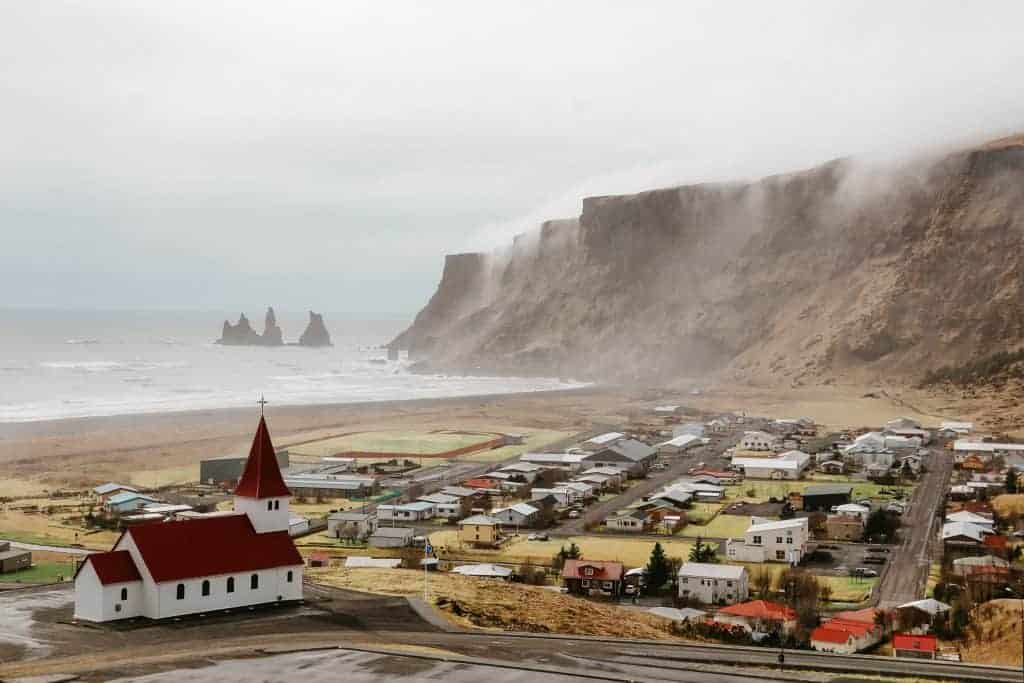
left=288, top=429, right=502, bottom=458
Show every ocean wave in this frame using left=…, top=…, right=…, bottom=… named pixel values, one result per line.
left=65, top=338, right=100, bottom=345
left=40, top=360, right=189, bottom=373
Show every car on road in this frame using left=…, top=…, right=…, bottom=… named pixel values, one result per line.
left=527, top=533, right=549, bottom=541
left=567, top=510, right=581, bottom=519
left=852, top=567, right=879, bottom=577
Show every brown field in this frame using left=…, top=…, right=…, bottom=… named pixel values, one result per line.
left=308, top=566, right=682, bottom=639
left=961, top=599, right=1024, bottom=666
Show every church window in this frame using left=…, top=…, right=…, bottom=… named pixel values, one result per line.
left=176, top=584, right=185, bottom=600
left=267, top=500, right=273, bottom=511
left=287, top=570, right=293, bottom=583
left=274, top=500, right=280, bottom=510
left=227, top=577, right=235, bottom=593
left=202, top=579, right=210, bottom=596
left=120, top=587, right=127, bottom=601
left=251, top=573, right=259, bottom=590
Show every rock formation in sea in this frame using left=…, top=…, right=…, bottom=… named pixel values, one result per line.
left=299, top=311, right=333, bottom=347
left=217, top=307, right=285, bottom=346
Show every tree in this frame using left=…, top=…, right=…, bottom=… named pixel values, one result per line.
left=688, top=536, right=717, bottom=563
left=1007, top=468, right=1019, bottom=495
left=552, top=542, right=581, bottom=571
left=864, top=509, right=900, bottom=543
left=646, top=542, right=672, bottom=591
left=752, top=567, right=774, bottom=599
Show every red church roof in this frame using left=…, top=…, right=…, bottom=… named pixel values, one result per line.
left=125, top=514, right=302, bottom=582
left=234, top=416, right=291, bottom=499
left=76, top=549, right=142, bottom=585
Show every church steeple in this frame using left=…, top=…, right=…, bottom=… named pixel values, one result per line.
left=234, top=412, right=291, bottom=533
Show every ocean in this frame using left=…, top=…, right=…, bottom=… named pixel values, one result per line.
left=0, top=309, right=582, bottom=423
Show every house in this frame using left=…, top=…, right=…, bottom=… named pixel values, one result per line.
left=892, top=633, right=937, bottom=659
left=497, top=462, right=542, bottom=483
left=368, top=527, right=414, bottom=548
left=942, top=521, right=989, bottom=544
left=952, top=554, right=1010, bottom=577
left=282, top=474, right=376, bottom=498
left=946, top=510, right=994, bottom=529
left=288, top=516, right=310, bottom=536
left=713, top=600, right=797, bottom=635
left=561, top=559, right=624, bottom=597
left=623, top=567, right=647, bottom=595
left=419, top=493, right=463, bottom=519
left=958, top=454, right=991, bottom=472
left=826, top=514, right=864, bottom=542
left=706, top=418, right=730, bottom=434
left=655, top=434, right=701, bottom=456
left=582, top=439, right=657, bottom=477
left=802, top=484, right=853, bottom=512
left=725, top=517, right=809, bottom=564
left=604, top=510, right=650, bottom=533
left=897, top=598, right=951, bottom=630
left=463, top=477, right=501, bottom=492
left=676, top=562, right=748, bottom=605
left=887, top=428, right=931, bottom=445
left=673, top=422, right=706, bottom=438
left=653, top=404, right=683, bottom=416
left=104, top=492, right=159, bottom=515
left=459, top=514, right=503, bottom=547
left=327, top=511, right=378, bottom=540
left=378, top=501, right=436, bottom=523
left=559, top=481, right=596, bottom=499
left=199, top=450, right=289, bottom=487
left=649, top=606, right=707, bottom=622
left=530, top=487, right=573, bottom=507
left=731, top=451, right=810, bottom=480
left=451, top=563, right=513, bottom=580
left=812, top=609, right=882, bottom=654
left=92, top=483, right=138, bottom=502
left=440, top=485, right=485, bottom=501
left=898, top=454, right=923, bottom=475
left=491, top=503, right=540, bottom=528
left=865, top=463, right=892, bottom=480
left=939, top=421, right=973, bottom=435
left=581, top=432, right=626, bottom=450
left=73, top=416, right=303, bottom=623
left=519, top=452, right=588, bottom=472
left=573, top=473, right=614, bottom=489
left=886, top=417, right=921, bottom=431
left=818, top=460, right=845, bottom=475
left=689, top=469, right=739, bottom=484
left=738, top=431, right=778, bottom=452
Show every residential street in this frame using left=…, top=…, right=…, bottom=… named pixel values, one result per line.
left=875, top=444, right=954, bottom=608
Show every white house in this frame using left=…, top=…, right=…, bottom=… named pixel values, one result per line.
left=725, top=517, right=809, bottom=564
left=604, top=510, right=649, bottom=532
left=418, top=493, right=463, bottom=519
left=531, top=487, right=574, bottom=506
left=581, top=432, right=626, bottom=449
left=677, top=562, right=748, bottom=605
left=738, top=431, right=779, bottom=452
left=377, top=501, right=436, bottom=522
left=833, top=503, right=871, bottom=523
left=940, top=421, right=973, bottom=435
left=655, top=434, right=702, bottom=456
left=327, top=510, right=378, bottom=539
left=491, top=502, right=540, bottom=528
left=946, top=510, right=994, bottom=529
left=368, top=526, right=415, bottom=548
left=519, top=452, right=588, bottom=472
left=74, top=416, right=303, bottom=623
left=582, top=439, right=657, bottom=476
left=731, top=451, right=810, bottom=480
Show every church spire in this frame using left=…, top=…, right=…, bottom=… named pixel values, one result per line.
left=234, top=415, right=290, bottom=499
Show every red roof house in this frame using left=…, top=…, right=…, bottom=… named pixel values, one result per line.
left=561, top=559, right=625, bottom=596
left=464, top=478, right=500, bottom=490
left=892, top=633, right=937, bottom=658
left=714, top=600, right=798, bottom=634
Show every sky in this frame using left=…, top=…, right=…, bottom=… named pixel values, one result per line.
left=2, top=2, right=1024, bottom=316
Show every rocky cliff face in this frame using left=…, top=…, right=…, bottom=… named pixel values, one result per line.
left=298, top=311, right=332, bottom=347
left=392, top=136, right=1024, bottom=386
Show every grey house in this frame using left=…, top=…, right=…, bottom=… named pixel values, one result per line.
left=582, top=439, right=656, bottom=477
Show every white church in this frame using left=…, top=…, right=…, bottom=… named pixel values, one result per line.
left=73, top=416, right=304, bottom=622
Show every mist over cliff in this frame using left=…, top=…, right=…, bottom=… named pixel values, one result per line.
left=391, top=136, right=1024, bottom=387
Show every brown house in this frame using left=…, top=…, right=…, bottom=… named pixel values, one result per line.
left=561, top=559, right=625, bottom=597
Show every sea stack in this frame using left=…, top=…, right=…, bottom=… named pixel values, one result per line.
left=298, top=311, right=332, bottom=347
left=217, top=307, right=285, bottom=346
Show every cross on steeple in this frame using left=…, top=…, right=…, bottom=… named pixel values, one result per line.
left=257, top=394, right=268, bottom=416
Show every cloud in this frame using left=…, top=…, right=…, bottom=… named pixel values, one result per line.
left=1, top=1, right=1023, bottom=311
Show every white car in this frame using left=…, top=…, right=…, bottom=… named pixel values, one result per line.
left=567, top=510, right=581, bottom=519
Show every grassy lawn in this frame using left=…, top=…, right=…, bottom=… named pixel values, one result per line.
left=926, top=562, right=942, bottom=598
left=820, top=575, right=878, bottom=602
left=679, top=513, right=755, bottom=539
left=681, top=503, right=723, bottom=525
left=0, top=560, right=76, bottom=584
left=0, top=511, right=119, bottom=550
left=289, top=430, right=500, bottom=457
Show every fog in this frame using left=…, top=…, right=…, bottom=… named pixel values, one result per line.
left=2, top=1, right=1023, bottom=314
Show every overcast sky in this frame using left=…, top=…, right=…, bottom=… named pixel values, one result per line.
left=3, top=2, right=1023, bottom=315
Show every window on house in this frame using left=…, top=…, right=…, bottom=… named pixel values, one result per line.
left=287, top=570, right=294, bottom=583
left=120, top=587, right=128, bottom=601
left=752, top=535, right=762, bottom=545
left=202, top=580, right=210, bottom=596
left=681, top=577, right=688, bottom=584
left=176, top=583, right=185, bottom=600
left=585, top=567, right=594, bottom=576
left=582, top=579, right=590, bottom=587
left=786, top=537, right=793, bottom=544
left=251, top=573, right=259, bottom=590
left=227, top=577, right=235, bottom=593
left=727, top=581, right=733, bottom=588
left=267, top=500, right=273, bottom=511
left=776, top=550, right=785, bottom=560
left=776, top=537, right=783, bottom=544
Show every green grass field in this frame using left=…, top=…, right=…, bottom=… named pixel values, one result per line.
left=1, top=561, right=74, bottom=584
left=455, top=430, right=574, bottom=463
left=679, top=513, right=758, bottom=539
left=820, top=575, right=878, bottom=602
left=289, top=430, right=496, bottom=457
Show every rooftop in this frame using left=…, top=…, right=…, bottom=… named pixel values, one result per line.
left=234, top=416, right=291, bottom=499
left=677, top=562, right=745, bottom=579
left=718, top=600, right=796, bottom=620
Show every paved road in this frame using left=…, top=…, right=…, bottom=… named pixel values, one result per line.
left=554, top=432, right=741, bottom=536
left=875, top=443, right=954, bottom=608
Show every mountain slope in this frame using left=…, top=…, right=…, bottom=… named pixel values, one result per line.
left=392, top=136, right=1024, bottom=386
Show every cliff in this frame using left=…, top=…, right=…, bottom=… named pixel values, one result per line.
left=392, top=135, right=1024, bottom=387
left=298, top=311, right=332, bottom=347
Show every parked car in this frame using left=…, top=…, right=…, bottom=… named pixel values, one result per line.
left=852, top=567, right=879, bottom=577
left=567, top=510, right=581, bottom=519
left=527, top=532, right=549, bottom=541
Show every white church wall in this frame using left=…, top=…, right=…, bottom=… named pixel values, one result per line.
left=234, top=496, right=289, bottom=533
left=152, top=566, right=303, bottom=619
left=73, top=562, right=104, bottom=622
